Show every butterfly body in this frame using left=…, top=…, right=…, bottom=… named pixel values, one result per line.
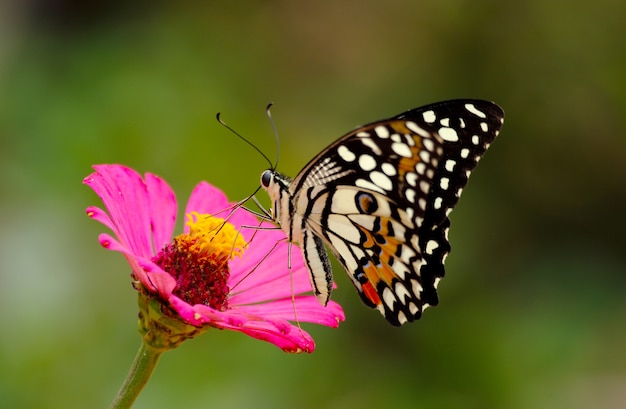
left=260, top=100, right=504, bottom=326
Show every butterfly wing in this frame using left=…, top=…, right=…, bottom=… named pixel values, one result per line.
left=288, top=100, right=504, bottom=325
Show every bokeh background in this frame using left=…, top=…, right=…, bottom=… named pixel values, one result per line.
left=1, top=1, right=625, bottom=408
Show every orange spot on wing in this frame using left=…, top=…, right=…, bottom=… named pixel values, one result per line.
left=356, top=223, right=405, bottom=288
left=362, top=259, right=395, bottom=289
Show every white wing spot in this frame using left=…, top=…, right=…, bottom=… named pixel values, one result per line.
left=440, top=117, right=450, bottom=126
left=405, top=188, right=416, bottom=203
left=419, top=149, right=430, bottom=163
left=382, top=287, right=396, bottom=310
left=404, top=134, right=416, bottom=146
left=358, top=154, right=377, bottom=171
left=415, top=162, right=426, bottom=175
left=433, top=196, right=442, bottom=209
left=406, top=171, right=418, bottom=186
left=393, top=265, right=408, bottom=280
left=418, top=198, right=427, bottom=212
left=422, top=138, right=435, bottom=152
left=397, top=311, right=408, bottom=325
left=465, top=103, right=487, bottom=118
left=445, top=159, right=456, bottom=172
left=423, top=110, right=436, bottom=123
left=411, top=279, right=423, bottom=298
left=406, top=121, right=429, bottom=137
left=381, top=162, right=397, bottom=176
left=459, top=118, right=466, bottom=128
left=391, top=134, right=402, bottom=143
left=480, top=122, right=488, bottom=132
left=425, top=239, right=439, bottom=255
left=419, top=180, right=430, bottom=194
left=355, top=178, right=385, bottom=194
left=374, top=125, right=389, bottom=138
left=461, top=148, right=470, bottom=158
left=356, top=131, right=370, bottom=137
left=472, top=135, right=480, bottom=145
left=409, top=302, right=419, bottom=315
left=392, top=142, right=412, bottom=157
left=440, top=177, right=450, bottom=190
left=376, top=304, right=385, bottom=315
left=406, top=206, right=415, bottom=221
left=370, top=171, right=393, bottom=191
left=439, top=127, right=459, bottom=142
left=361, top=137, right=382, bottom=155
left=395, top=282, right=411, bottom=302
left=337, top=145, right=356, bottom=162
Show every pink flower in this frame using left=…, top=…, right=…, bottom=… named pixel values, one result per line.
left=84, top=164, right=344, bottom=353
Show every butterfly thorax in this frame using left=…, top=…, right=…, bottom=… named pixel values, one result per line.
left=260, top=169, right=303, bottom=243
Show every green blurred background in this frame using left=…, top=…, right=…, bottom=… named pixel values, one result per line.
left=1, top=1, right=625, bottom=408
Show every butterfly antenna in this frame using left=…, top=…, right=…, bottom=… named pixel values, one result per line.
left=216, top=112, right=274, bottom=170
left=265, top=103, right=280, bottom=170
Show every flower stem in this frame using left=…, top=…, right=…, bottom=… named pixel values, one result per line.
left=109, top=342, right=163, bottom=409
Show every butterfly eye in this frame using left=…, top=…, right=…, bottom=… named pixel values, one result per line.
left=260, top=170, right=273, bottom=187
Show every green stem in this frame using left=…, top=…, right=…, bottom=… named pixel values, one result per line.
left=109, top=342, right=163, bottom=409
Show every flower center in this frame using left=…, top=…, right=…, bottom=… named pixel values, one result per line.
left=152, top=212, right=246, bottom=311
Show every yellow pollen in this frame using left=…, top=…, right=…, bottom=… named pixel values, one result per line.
left=183, top=212, right=247, bottom=260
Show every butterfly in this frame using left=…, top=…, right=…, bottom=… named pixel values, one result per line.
left=260, top=99, right=504, bottom=326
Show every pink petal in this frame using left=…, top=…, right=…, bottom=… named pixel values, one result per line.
left=84, top=165, right=154, bottom=259
left=184, top=182, right=233, bottom=226
left=145, top=173, right=177, bottom=254
left=228, top=267, right=313, bottom=306
left=228, top=236, right=315, bottom=304
left=85, top=206, right=114, bottom=232
left=193, top=304, right=316, bottom=352
left=177, top=298, right=317, bottom=352
left=135, top=258, right=178, bottom=298
left=215, top=320, right=316, bottom=353
left=237, top=297, right=345, bottom=327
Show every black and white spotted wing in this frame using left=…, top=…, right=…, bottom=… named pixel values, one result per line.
left=260, top=99, right=504, bottom=325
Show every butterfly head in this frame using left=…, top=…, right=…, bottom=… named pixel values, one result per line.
left=260, top=169, right=294, bottom=222
left=261, top=169, right=292, bottom=192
